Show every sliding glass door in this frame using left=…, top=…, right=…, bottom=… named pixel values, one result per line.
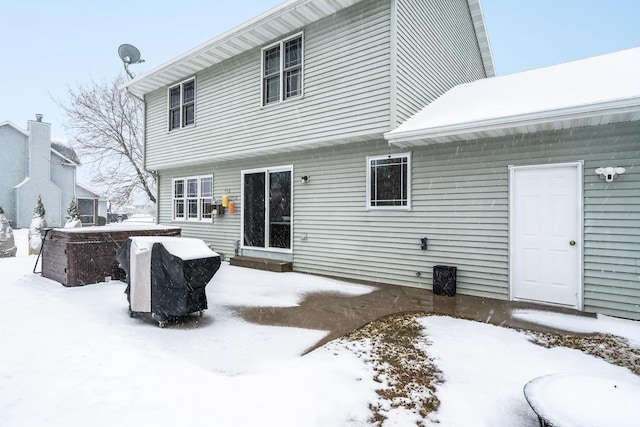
left=242, top=166, right=292, bottom=251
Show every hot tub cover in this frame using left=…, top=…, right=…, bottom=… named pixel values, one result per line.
left=116, top=236, right=221, bottom=320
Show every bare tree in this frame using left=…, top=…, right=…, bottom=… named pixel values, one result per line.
left=58, top=74, right=157, bottom=205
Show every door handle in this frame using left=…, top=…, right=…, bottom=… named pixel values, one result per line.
left=569, top=240, right=576, bottom=246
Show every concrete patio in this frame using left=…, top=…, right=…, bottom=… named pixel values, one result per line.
left=237, top=277, right=593, bottom=351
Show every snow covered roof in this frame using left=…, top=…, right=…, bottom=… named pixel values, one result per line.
left=75, top=184, right=103, bottom=199
left=51, top=139, right=81, bottom=165
left=0, top=121, right=81, bottom=165
left=122, top=0, right=494, bottom=98
left=0, top=120, right=28, bottom=135
left=385, top=47, right=640, bottom=146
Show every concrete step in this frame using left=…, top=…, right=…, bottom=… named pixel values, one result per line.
left=229, top=256, right=293, bottom=273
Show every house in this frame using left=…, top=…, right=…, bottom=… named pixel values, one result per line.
left=0, top=115, right=106, bottom=228
left=124, top=0, right=638, bottom=321
left=385, top=47, right=640, bottom=320
left=123, top=0, right=492, bottom=281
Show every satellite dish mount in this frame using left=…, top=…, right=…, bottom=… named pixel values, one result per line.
left=118, top=44, right=145, bottom=79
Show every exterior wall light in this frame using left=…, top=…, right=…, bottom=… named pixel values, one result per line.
left=595, top=167, right=625, bottom=182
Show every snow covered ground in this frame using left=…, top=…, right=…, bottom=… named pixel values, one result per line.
left=1, top=229, right=639, bottom=426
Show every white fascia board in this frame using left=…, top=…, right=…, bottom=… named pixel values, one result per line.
left=0, top=121, right=29, bottom=136
left=123, top=0, right=362, bottom=97
left=467, top=0, right=495, bottom=78
left=385, top=97, right=640, bottom=145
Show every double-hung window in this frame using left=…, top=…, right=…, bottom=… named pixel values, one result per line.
left=367, top=153, right=411, bottom=209
left=262, top=34, right=303, bottom=105
left=173, top=175, right=213, bottom=221
left=169, top=78, right=195, bottom=130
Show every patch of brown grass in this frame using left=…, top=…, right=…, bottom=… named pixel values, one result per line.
left=526, top=331, right=640, bottom=375
left=336, top=312, right=640, bottom=426
left=342, top=313, right=442, bottom=426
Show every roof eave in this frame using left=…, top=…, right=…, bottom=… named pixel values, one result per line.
left=385, top=97, right=640, bottom=146
left=51, top=148, right=80, bottom=166
left=0, top=121, right=29, bottom=136
left=122, top=0, right=363, bottom=98
left=467, top=0, right=495, bottom=78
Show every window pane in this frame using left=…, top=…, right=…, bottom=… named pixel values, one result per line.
left=264, top=76, right=280, bottom=104
left=187, top=178, right=198, bottom=197
left=183, top=103, right=194, bottom=126
left=370, top=157, right=408, bottom=207
left=285, top=69, right=301, bottom=98
left=264, top=46, right=280, bottom=75
left=269, top=171, right=291, bottom=249
left=169, top=86, right=181, bottom=108
left=183, top=81, right=195, bottom=103
left=77, top=198, right=95, bottom=224
left=200, top=176, right=212, bottom=197
left=243, top=172, right=265, bottom=248
left=169, top=108, right=180, bottom=130
left=201, top=199, right=213, bottom=219
left=174, top=179, right=184, bottom=197
left=188, top=199, right=198, bottom=218
left=175, top=200, right=185, bottom=218
left=284, top=37, right=301, bottom=68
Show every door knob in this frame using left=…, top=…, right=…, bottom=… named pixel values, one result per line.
left=569, top=240, right=576, bottom=246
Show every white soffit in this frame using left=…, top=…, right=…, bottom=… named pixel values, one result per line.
left=385, top=47, right=640, bottom=146
left=123, top=0, right=363, bottom=98
left=123, top=0, right=495, bottom=97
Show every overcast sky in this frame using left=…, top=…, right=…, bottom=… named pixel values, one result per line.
left=1, top=0, right=638, bottom=139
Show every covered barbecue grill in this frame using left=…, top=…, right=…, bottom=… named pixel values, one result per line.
left=116, top=236, right=221, bottom=327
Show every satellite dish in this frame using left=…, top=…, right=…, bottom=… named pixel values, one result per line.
left=118, top=44, right=145, bottom=79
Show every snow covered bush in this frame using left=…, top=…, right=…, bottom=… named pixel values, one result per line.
left=0, top=207, right=17, bottom=257
left=28, top=196, right=48, bottom=255
left=64, top=199, right=82, bottom=228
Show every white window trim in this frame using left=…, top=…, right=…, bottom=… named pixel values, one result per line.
left=172, top=174, right=213, bottom=222
left=240, top=165, right=294, bottom=254
left=366, top=152, right=412, bottom=211
left=167, top=77, right=196, bottom=131
left=260, top=32, right=304, bottom=107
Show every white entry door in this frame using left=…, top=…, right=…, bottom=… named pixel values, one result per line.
left=510, top=163, right=582, bottom=308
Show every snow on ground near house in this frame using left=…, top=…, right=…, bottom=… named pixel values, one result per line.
left=418, top=316, right=640, bottom=426
left=1, top=229, right=639, bottom=426
left=513, top=309, right=640, bottom=346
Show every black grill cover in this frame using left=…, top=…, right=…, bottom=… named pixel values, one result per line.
left=116, top=237, right=221, bottom=320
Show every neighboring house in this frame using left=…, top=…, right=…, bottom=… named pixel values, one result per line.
left=76, top=184, right=108, bottom=225
left=385, top=47, right=640, bottom=320
left=0, top=115, right=104, bottom=228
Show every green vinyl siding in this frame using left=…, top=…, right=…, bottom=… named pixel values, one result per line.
left=394, top=0, right=486, bottom=125
left=145, top=0, right=392, bottom=171
left=158, top=122, right=640, bottom=320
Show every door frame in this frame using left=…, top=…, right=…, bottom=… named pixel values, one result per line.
left=240, top=164, right=294, bottom=254
left=508, top=161, right=584, bottom=309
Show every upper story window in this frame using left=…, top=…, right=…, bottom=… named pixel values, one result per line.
left=173, top=175, right=213, bottom=221
left=169, top=78, right=195, bottom=130
left=262, top=34, right=303, bottom=105
left=367, top=153, right=411, bottom=210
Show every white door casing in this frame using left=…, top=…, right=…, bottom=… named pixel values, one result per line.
left=509, top=163, right=583, bottom=308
